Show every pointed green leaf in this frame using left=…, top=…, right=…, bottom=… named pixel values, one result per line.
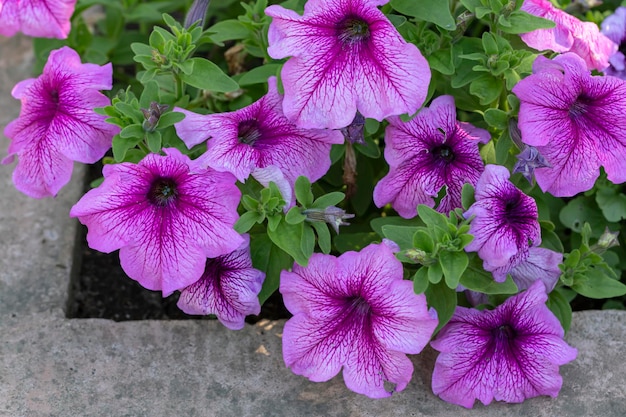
left=440, top=250, right=469, bottom=289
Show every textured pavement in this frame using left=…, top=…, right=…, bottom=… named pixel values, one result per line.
left=0, top=35, right=625, bottom=417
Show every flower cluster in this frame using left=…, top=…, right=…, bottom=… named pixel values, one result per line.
left=3, top=0, right=623, bottom=410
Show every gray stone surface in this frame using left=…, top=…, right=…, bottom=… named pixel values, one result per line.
left=1, top=34, right=625, bottom=417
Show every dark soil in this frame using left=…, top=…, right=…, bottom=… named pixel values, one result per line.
left=66, top=226, right=291, bottom=322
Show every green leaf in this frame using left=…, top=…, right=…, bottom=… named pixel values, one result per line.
left=596, top=188, right=626, bottom=222
left=311, top=192, right=345, bottom=209
left=301, top=225, right=315, bottom=259
left=285, top=207, right=306, bottom=224
left=238, top=64, right=282, bottom=86
left=112, top=134, right=143, bottom=162
left=381, top=225, right=419, bottom=250
left=294, top=176, right=313, bottom=207
left=559, top=196, right=616, bottom=237
left=417, top=205, right=448, bottom=230
left=390, top=0, right=456, bottom=30
left=250, top=234, right=293, bottom=304
left=412, top=267, right=430, bottom=294
left=439, top=250, right=469, bottom=289
left=428, top=48, right=455, bottom=75
left=547, top=289, right=572, bottom=334
left=145, top=130, right=162, bottom=153
left=156, top=111, right=185, bottom=129
left=234, top=211, right=262, bottom=233
left=461, top=183, right=475, bottom=210
left=460, top=262, right=519, bottom=294
left=119, top=124, right=145, bottom=139
left=484, top=108, right=508, bottom=129
left=470, top=73, right=502, bottom=105
left=267, top=221, right=309, bottom=266
left=413, top=229, right=435, bottom=252
left=311, top=221, right=332, bottom=254
left=482, top=32, right=499, bottom=55
left=267, top=213, right=281, bottom=232
left=428, top=261, right=444, bottom=284
left=370, top=216, right=419, bottom=238
left=426, top=281, right=458, bottom=333
left=180, top=57, right=239, bottom=93
left=498, top=10, right=556, bottom=34
left=571, top=271, right=626, bottom=299
left=204, top=19, right=250, bottom=45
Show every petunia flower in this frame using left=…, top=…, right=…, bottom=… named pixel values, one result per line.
left=174, top=76, right=344, bottom=205
left=431, top=280, right=578, bottom=408
left=490, top=246, right=563, bottom=291
left=265, top=0, right=431, bottom=129
left=280, top=242, right=438, bottom=398
left=601, top=7, right=626, bottom=79
left=512, top=53, right=626, bottom=196
left=520, top=0, right=617, bottom=71
left=464, top=165, right=540, bottom=275
left=70, top=148, right=244, bottom=296
left=0, top=0, right=76, bottom=39
left=2, top=46, right=117, bottom=198
left=373, top=95, right=490, bottom=218
left=177, top=235, right=265, bottom=330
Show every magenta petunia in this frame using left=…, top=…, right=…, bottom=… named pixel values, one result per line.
left=520, top=0, right=616, bottom=71
left=0, top=0, right=76, bottom=39
left=174, top=76, right=343, bottom=204
left=601, top=7, right=626, bottom=79
left=464, top=165, right=540, bottom=276
left=431, top=280, right=577, bottom=408
left=373, top=95, right=490, bottom=218
left=265, top=0, right=431, bottom=129
left=280, top=242, right=438, bottom=398
left=491, top=246, right=563, bottom=292
left=69, top=148, right=244, bottom=296
left=177, top=235, right=264, bottom=330
left=2, top=46, right=117, bottom=198
left=512, top=53, right=626, bottom=196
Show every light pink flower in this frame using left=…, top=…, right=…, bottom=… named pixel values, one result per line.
left=265, top=0, right=431, bottom=129
left=520, top=0, right=617, bottom=71
left=0, top=0, right=76, bottom=39
left=3, top=46, right=116, bottom=198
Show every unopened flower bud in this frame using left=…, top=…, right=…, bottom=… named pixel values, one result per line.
left=340, top=112, right=365, bottom=145
left=404, top=248, right=431, bottom=265
left=184, top=0, right=211, bottom=29
left=513, top=146, right=551, bottom=185
left=142, top=102, right=169, bottom=132
left=303, top=206, right=355, bottom=234
left=597, top=227, right=620, bottom=250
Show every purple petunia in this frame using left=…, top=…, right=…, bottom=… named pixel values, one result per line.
left=174, top=77, right=344, bottom=205
left=464, top=165, right=540, bottom=278
left=431, top=281, right=578, bottom=408
left=280, top=242, right=438, bottom=398
left=513, top=53, right=626, bottom=196
left=520, top=0, right=616, bottom=71
left=70, top=148, right=244, bottom=296
left=491, top=246, right=563, bottom=292
left=265, top=0, right=431, bottom=129
left=374, top=95, right=490, bottom=218
left=2, top=46, right=117, bottom=198
left=177, top=235, right=265, bottom=330
left=0, top=0, right=76, bottom=39
left=601, top=7, right=626, bottom=79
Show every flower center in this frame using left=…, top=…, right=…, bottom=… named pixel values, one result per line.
left=50, top=89, right=59, bottom=104
left=238, top=119, right=262, bottom=146
left=148, top=177, right=179, bottom=207
left=569, top=94, right=591, bottom=118
left=337, top=16, right=371, bottom=44
left=432, top=145, right=455, bottom=163
left=493, top=324, right=516, bottom=340
left=348, top=296, right=372, bottom=316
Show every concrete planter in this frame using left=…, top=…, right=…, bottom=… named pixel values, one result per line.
left=1, top=35, right=624, bottom=417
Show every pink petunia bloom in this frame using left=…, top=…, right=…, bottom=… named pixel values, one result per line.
left=601, top=7, right=626, bottom=79
left=491, top=246, right=563, bottom=292
left=0, top=0, right=76, bottom=39
left=373, top=95, right=490, bottom=218
left=280, top=242, right=438, bottom=398
left=520, top=0, right=617, bottom=71
left=431, top=281, right=578, bottom=408
left=512, top=53, right=626, bottom=196
left=464, top=165, right=541, bottom=277
left=70, top=148, right=244, bottom=296
left=2, top=46, right=117, bottom=198
left=174, top=77, right=344, bottom=205
left=177, top=235, right=265, bottom=330
left=265, top=0, right=431, bottom=129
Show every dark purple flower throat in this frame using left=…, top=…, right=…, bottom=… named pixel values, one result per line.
left=337, top=16, right=370, bottom=44
left=238, top=119, right=262, bottom=146
left=148, top=177, right=179, bottom=206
